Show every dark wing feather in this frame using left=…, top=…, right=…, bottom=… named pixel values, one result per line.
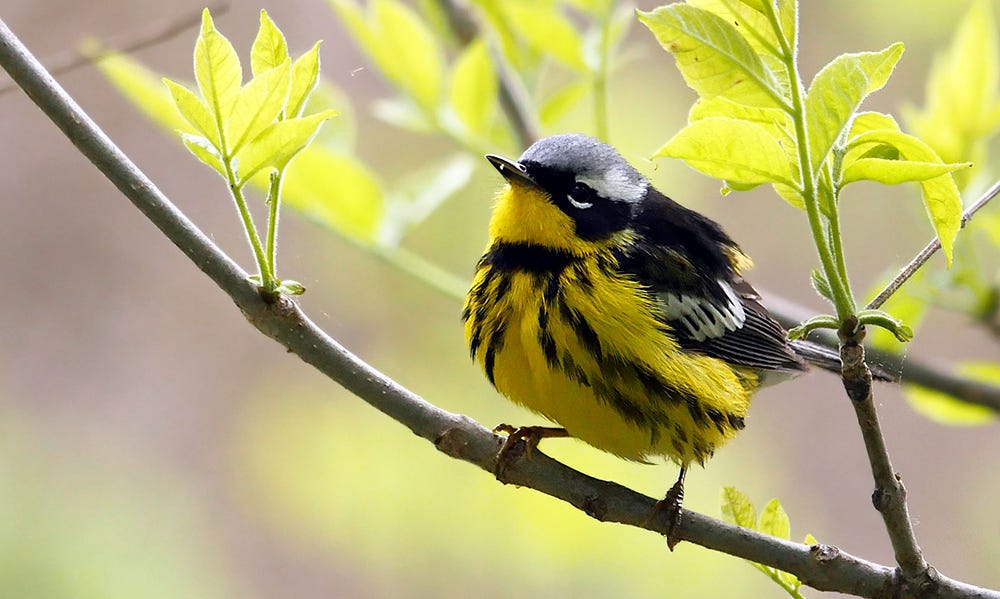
left=620, top=189, right=806, bottom=373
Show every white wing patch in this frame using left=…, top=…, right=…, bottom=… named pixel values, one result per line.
left=660, top=280, right=746, bottom=342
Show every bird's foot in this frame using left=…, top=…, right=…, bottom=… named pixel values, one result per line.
left=491, top=424, right=568, bottom=478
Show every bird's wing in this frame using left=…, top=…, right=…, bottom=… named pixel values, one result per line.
left=620, top=245, right=805, bottom=372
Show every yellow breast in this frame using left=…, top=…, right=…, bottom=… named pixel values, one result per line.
left=464, top=248, right=756, bottom=465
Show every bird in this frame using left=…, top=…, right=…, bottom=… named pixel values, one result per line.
left=462, top=133, right=862, bottom=548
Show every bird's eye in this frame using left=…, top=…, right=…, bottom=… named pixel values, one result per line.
left=568, top=183, right=594, bottom=210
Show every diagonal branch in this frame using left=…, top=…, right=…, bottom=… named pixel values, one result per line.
left=2, top=16, right=999, bottom=599
left=867, top=179, right=1000, bottom=311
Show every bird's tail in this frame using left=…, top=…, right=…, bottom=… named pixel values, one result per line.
left=790, top=339, right=897, bottom=383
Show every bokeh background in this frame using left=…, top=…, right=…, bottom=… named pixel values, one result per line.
left=1, top=1, right=998, bottom=597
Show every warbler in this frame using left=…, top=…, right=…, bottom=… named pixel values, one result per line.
left=463, top=133, right=855, bottom=546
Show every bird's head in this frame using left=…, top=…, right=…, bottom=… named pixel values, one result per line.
left=486, top=133, right=649, bottom=254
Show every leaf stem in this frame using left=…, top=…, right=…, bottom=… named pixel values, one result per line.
left=265, top=167, right=284, bottom=283
left=224, top=161, right=272, bottom=290
left=765, top=2, right=854, bottom=321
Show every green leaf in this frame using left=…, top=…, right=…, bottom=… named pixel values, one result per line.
left=251, top=10, right=289, bottom=77
left=856, top=309, right=914, bottom=342
left=274, top=146, right=384, bottom=241
left=373, top=0, right=445, bottom=111
left=689, top=96, right=795, bottom=153
left=287, top=41, right=323, bottom=119
left=856, top=143, right=900, bottom=161
left=804, top=533, right=819, bottom=546
left=234, top=109, right=338, bottom=182
left=275, top=279, right=306, bottom=295
left=846, top=129, right=962, bottom=265
left=227, top=61, right=292, bottom=155
left=180, top=133, right=226, bottom=176
left=720, top=486, right=757, bottom=529
left=96, top=52, right=191, bottom=135
left=849, top=111, right=900, bottom=137
left=328, top=0, right=444, bottom=111
left=502, top=1, right=586, bottom=70
left=448, top=39, right=498, bottom=137
left=805, top=43, right=905, bottom=173
left=811, top=269, right=834, bottom=303
left=903, top=0, right=1000, bottom=187
left=638, top=4, right=786, bottom=108
left=379, top=154, right=476, bottom=245
left=688, top=0, right=784, bottom=57
left=758, top=498, right=790, bottom=540
left=540, top=81, right=590, bottom=127
left=195, top=9, right=243, bottom=132
left=905, top=362, right=1000, bottom=426
left=372, top=97, right=435, bottom=133
left=841, top=158, right=971, bottom=186
left=787, top=314, right=840, bottom=340
left=655, top=117, right=796, bottom=187
left=163, top=78, right=220, bottom=146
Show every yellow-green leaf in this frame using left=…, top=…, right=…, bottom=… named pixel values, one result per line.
left=163, top=78, right=220, bottom=146
left=758, top=498, right=790, bottom=540
left=846, top=129, right=962, bottom=264
left=227, top=61, right=291, bottom=155
left=235, top=109, right=338, bottom=182
left=655, top=117, right=795, bottom=187
left=287, top=41, right=322, bottom=119
left=850, top=111, right=900, bottom=138
left=903, top=0, right=1000, bottom=188
left=276, top=146, right=383, bottom=241
left=448, top=38, right=498, bottom=136
left=804, top=533, right=819, bottom=546
left=180, top=133, right=225, bottom=176
left=371, top=0, right=445, bottom=111
left=805, top=43, right=905, bottom=173
left=638, top=4, right=785, bottom=108
left=905, top=362, right=1000, bottom=426
left=720, top=486, right=756, bottom=529
left=96, top=52, right=190, bottom=135
left=502, top=1, right=586, bottom=71
left=195, top=9, right=243, bottom=129
left=689, top=96, right=795, bottom=150
left=841, top=158, right=971, bottom=186
left=540, top=81, right=590, bottom=127
left=251, top=10, right=289, bottom=77
left=688, top=0, right=783, bottom=57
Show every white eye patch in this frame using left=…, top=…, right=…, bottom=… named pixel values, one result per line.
left=576, top=166, right=648, bottom=204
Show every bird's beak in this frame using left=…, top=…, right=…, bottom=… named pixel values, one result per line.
left=486, top=154, right=536, bottom=187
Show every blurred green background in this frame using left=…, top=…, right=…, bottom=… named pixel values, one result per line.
left=1, top=1, right=998, bottom=597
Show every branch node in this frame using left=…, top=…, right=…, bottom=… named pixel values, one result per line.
left=434, top=422, right=486, bottom=462
left=810, top=543, right=841, bottom=562
left=582, top=494, right=609, bottom=521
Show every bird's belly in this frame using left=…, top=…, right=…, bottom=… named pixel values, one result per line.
left=469, top=267, right=751, bottom=465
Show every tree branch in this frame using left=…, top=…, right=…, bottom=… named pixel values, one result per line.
left=840, top=320, right=929, bottom=588
left=867, top=179, right=1000, bottom=311
left=3, top=16, right=1000, bottom=599
left=767, top=294, right=1000, bottom=412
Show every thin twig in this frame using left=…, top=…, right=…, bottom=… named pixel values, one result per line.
left=0, top=2, right=229, bottom=98
left=867, top=179, right=1000, bottom=311
left=3, top=15, right=1000, bottom=599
